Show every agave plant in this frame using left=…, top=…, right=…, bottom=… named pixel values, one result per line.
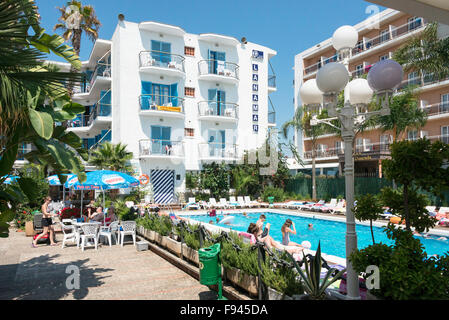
left=286, top=242, right=346, bottom=300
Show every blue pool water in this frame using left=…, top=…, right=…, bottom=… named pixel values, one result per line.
left=183, top=211, right=449, bottom=258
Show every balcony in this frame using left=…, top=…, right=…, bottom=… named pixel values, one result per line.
left=139, top=94, right=185, bottom=119
left=139, top=139, right=184, bottom=159
left=73, top=61, right=111, bottom=98
left=198, top=60, right=239, bottom=85
left=268, top=75, right=277, bottom=92
left=303, top=18, right=427, bottom=77
left=67, top=94, right=111, bottom=132
left=422, top=102, right=449, bottom=119
left=268, top=96, right=276, bottom=127
left=139, top=51, right=185, bottom=78
left=199, top=143, right=238, bottom=162
left=198, top=101, right=238, bottom=123
left=397, top=74, right=449, bottom=92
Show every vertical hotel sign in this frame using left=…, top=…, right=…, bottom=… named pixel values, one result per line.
left=252, top=50, right=263, bottom=133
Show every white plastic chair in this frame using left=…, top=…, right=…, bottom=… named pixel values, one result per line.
left=219, top=198, right=229, bottom=209
left=229, top=196, right=241, bottom=208
left=98, top=221, right=119, bottom=247
left=237, top=196, right=247, bottom=208
left=80, top=223, right=99, bottom=251
left=244, top=196, right=259, bottom=208
left=119, top=221, right=136, bottom=247
left=60, top=222, right=77, bottom=249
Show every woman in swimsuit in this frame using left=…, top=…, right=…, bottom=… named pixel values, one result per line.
left=248, top=223, right=301, bottom=254
left=281, top=219, right=303, bottom=248
left=32, top=196, right=57, bottom=247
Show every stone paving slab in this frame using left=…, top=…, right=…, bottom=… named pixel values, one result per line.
left=0, top=229, right=217, bottom=300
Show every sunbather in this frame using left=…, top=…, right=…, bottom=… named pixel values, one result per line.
left=247, top=222, right=302, bottom=254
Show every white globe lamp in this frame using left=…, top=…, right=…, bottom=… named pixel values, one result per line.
left=367, top=59, right=404, bottom=91
left=316, top=62, right=349, bottom=93
left=348, top=78, right=374, bottom=105
left=332, top=25, right=358, bottom=51
left=299, top=79, right=323, bottom=105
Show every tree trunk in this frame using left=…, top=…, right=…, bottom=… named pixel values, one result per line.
left=370, top=219, right=375, bottom=245
left=67, top=30, right=82, bottom=97
left=312, top=149, right=316, bottom=200
left=403, top=183, right=410, bottom=230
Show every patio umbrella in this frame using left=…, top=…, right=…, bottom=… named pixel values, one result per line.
left=46, top=174, right=77, bottom=203
left=65, top=170, right=139, bottom=223
left=2, top=175, right=19, bottom=184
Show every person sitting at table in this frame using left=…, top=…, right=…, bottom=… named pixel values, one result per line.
left=105, top=206, right=117, bottom=225
left=89, top=206, right=104, bottom=222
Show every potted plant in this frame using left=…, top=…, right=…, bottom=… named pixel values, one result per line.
left=286, top=242, right=346, bottom=300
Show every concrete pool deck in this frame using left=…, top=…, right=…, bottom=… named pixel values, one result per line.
left=0, top=229, right=219, bottom=300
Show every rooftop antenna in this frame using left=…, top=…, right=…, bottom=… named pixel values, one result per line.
left=241, top=37, right=248, bottom=44
left=118, top=14, right=125, bottom=21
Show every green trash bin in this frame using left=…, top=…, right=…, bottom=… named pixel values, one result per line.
left=268, top=196, right=275, bottom=205
left=198, top=243, right=226, bottom=300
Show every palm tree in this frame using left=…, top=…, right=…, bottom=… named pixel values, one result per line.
left=53, top=1, right=101, bottom=57
left=54, top=1, right=101, bottom=95
left=375, top=88, right=427, bottom=142
left=394, top=22, right=449, bottom=82
left=0, top=0, right=86, bottom=181
left=282, top=107, right=328, bottom=200
left=89, top=142, right=133, bottom=173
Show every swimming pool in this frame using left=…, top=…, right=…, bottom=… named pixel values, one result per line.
left=182, top=211, right=449, bottom=258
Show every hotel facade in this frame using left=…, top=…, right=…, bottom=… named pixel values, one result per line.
left=292, top=8, right=449, bottom=178
left=44, top=18, right=277, bottom=203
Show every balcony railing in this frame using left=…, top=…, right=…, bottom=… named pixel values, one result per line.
left=397, top=74, right=449, bottom=91
left=268, top=111, right=276, bottom=124
left=198, top=60, right=239, bottom=79
left=139, top=139, right=184, bottom=157
left=67, top=92, right=111, bottom=128
left=139, top=51, right=185, bottom=73
left=139, top=94, right=185, bottom=113
left=268, top=75, right=276, bottom=88
left=304, top=18, right=426, bottom=76
left=198, top=101, right=238, bottom=119
left=199, top=143, right=238, bottom=159
left=303, top=141, right=391, bottom=160
left=73, top=61, right=111, bottom=94
left=422, top=102, right=449, bottom=117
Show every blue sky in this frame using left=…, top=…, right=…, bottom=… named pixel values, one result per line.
left=35, top=0, right=385, bottom=143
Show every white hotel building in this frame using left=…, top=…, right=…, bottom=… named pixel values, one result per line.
left=54, top=18, right=277, bottom=203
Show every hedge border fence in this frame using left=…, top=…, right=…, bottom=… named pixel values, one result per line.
left=285, top=177, right=449, bottom=206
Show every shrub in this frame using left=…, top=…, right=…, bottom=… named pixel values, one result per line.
left=262, top=186, right=286, bottom=202
left=350, top=224, right=449, bottom=299
left=221, top=232, right=259, bottom=277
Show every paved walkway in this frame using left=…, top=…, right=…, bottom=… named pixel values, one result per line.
left=0, top=229, right=216, bottom=300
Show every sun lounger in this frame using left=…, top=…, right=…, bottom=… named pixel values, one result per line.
left=310, top=200, right=326, bottom=212
left=320, top=199, right=337, bottom=213
left=237, top=196, right=248, bottom=208
left=425, top=206, right=437, bottom=216
left=278, top=201, right=305, bottom=209
left=219, top=198, right=230, bottom=209
left=183, top=197, right=200, bottom=210
left=244, top=196, right=259, bottom=208
left=229, top=196, right=241, bottom=208
left=329, top=200, right=346, bottom=215
left=209, top=198, right=225, bottom=209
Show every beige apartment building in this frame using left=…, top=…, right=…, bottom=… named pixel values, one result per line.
left=291, top=8, right=449, bottom=178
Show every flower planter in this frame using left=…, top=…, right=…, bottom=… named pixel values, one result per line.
left=25, top=221, right=35, bottom=237
left=181, top=244, right=199, bottom=265
left=154, top=232, right=164, bottom=247
left=225, top=267, right=258, bottom=297
left=148, top=230, right=156, bottom=242
left=164, top=236, right=182, bottom=257
left=267, top=287, right=292, bottom=300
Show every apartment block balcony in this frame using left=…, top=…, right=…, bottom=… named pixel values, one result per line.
left=268, top=97, right=276, bottom=127
left=422, top=102, right=449, bottom=119
left=139, top=139, right=184, bottom=159
left=198, top=60, right=239, bottom=85
left=198, top=101, right=238, bottom=123
left=139, top=94, right=185, bottom=119
left=72, top=61, right=111, bottom=99
left=397, top=73, right=449, bottom=93
left=268, top=61, right=277, bottom=92
left=67, top=95, right=111, bottom=134
left=139, top=51, right=185, bottom=78
left=303, top=18, right=427, bottom=77
left=198, top=143, right=238, bottom=162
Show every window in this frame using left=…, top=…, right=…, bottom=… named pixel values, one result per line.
left=184, top=46, right=195, bottom=56
left=151, top=40, right=171, bottom=66
left=208, top=130, right=225, bottom=157
left=335, top=141, right=343, bottom=154
left=441, top=94, right=449, bottom=113
left=442, top=126, right=449, bottom=144
left=423, top=71, right=434, bottom=84
left=208, top=89, right=226, bottom=116
left=408, top=17, right=422, bottom=31
left=408, top=71, right=420, bottom=86
left=379, top=29, right=390, bottom=43
left=380, top=54, right=389, bottom=61
left=407, top=130, right=418, bottom=141
left=208, top=50, right=226, bottom=74
left=185, top=128, right=194, bottom=137
left=141, top=81, right=178, bottom=109
left=151, top=125, right=171, bottom=154
left=355, top=64, right=364, bottom=77
left=185, top=87, right=195, bottom=97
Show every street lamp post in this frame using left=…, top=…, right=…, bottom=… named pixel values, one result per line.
left=299, top=25, right=403, bottom=300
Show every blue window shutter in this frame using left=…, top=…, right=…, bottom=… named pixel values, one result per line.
left=141, top=81, right=152, bottom=110
left=99, top=90, right=111, bottom=116
left=161, top=42, right=171, bottom=64
left=170, top=83, right=178, bottom=106
left=208, top=89, right=217, bottom=115
left=217, top=91, right=225, bottom=116
left=151, top=126, right=161, bottom=140
left=217, top=52, right=226, bottom=61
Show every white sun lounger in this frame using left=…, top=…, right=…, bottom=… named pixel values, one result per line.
left=184, top=197, right=200, bottom=210
left=219, top=198, right=230, bottom=209
left=209, top=198, right=225, bottom=209
left=229, top=196, right=241, bottom=208
left=244, top=196, right=259, bottom=208
left=237, top=196, right=248, bottom=208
